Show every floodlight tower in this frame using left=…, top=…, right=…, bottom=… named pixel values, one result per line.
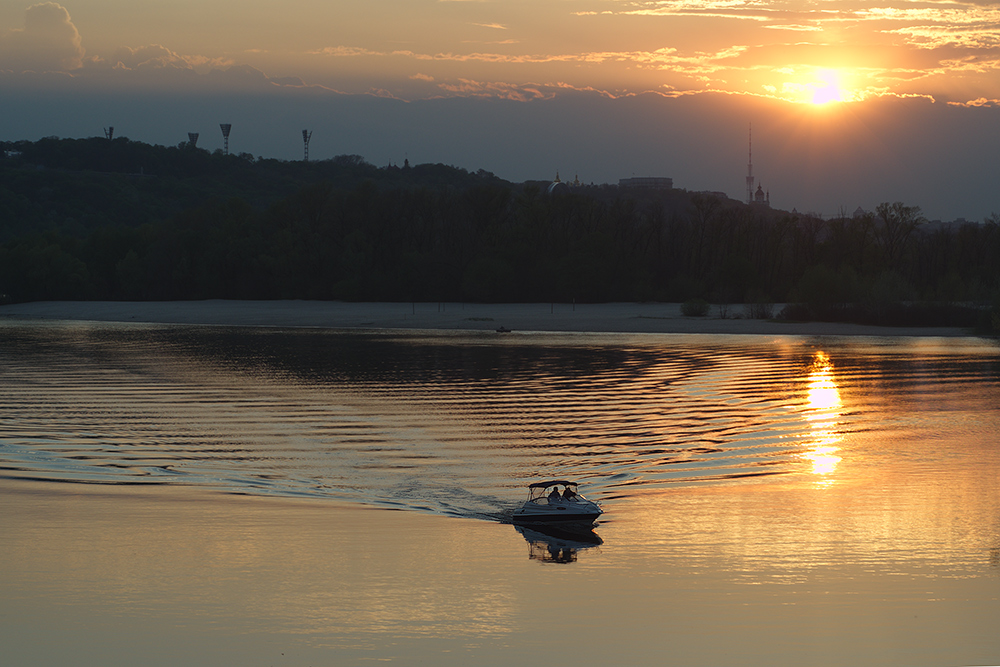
left=104, top=126, right=114, bottom=140
left=746, top=123, right=754, bottom=205
left=188, top=132, right=199, bottom=147
left=302, top=129, right=312, bottom=162
left=220, top=123, right=232, bottom=155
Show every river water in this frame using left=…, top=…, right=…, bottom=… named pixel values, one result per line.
left=1, top=320, right=998, bottom=665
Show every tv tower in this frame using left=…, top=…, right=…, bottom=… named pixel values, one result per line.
left=302, top=129, right=312, bottom=162
left=220, top=123, right=232, bottom=155
left=104, top=126, right=114, bottom=140
left=746, top=123, right=754, bottom=205
left=188, top=132, right=199, bottom=147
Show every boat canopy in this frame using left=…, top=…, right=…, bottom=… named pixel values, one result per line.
left=527, top=480, right=578, bottom=489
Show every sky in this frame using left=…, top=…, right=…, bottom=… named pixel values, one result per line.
left=1, top=0, right=999, bottom=220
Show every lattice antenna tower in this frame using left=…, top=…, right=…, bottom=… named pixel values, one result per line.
left=302, top=129, right=312, bottom=162
left=104, top=126, right=114, bottom=140
left=746, top=122, right=754, bottom=205
left=220, top=123, right=232, bottom=155
left=188, top=133, right=199, bottom=147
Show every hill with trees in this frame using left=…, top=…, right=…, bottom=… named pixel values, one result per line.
left=2, top=136, right=998, bottom=332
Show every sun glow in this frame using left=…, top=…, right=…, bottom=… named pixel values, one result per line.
left=807, top=69, right=851, bottom=106
left=777, top=68, right=858, bottom=106
left=810, top=69, right=845, bottom=105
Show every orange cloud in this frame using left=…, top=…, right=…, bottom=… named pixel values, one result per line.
left=104, top=44, right=234, bottom=72
left=5, top=0, right=1000, bottom=107
left=948, top=97, right=1000, bottom=106
left=436, top=78, right=552, bottom=101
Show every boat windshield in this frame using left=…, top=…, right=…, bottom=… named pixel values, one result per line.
left=527, top=482, right=581, bottom=502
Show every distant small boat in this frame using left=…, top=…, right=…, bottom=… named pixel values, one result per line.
left=496, top=326, right=512, bottom=333
left=512, top=480, right=602, bottom=525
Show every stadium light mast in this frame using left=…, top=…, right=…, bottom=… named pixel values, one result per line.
left=302, top=129, right=312, bottom=162
left=220, top=123, right=232, bottom=155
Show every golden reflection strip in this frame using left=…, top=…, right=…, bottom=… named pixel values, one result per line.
left=803, top=351, right=843, bottom=479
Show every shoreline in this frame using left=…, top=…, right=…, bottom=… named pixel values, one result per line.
left=0, top=299, right=979, bottom=337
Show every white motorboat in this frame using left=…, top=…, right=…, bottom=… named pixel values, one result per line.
left=512, top=480, right=602, bottom=525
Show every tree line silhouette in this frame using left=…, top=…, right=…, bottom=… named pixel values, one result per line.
left=2, top=136, right=998, bottom=331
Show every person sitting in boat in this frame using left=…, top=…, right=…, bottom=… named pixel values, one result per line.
left=548, top=487, right=562, bottom=502
left=562, top=487, right=577, bottom=501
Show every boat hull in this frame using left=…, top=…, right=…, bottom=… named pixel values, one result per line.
left=512, top=512, right=601, bottom=525
left=512, top=501, right=602, bottom=525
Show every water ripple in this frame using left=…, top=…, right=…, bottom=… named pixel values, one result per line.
left=1, top=322, right=998, bottom=520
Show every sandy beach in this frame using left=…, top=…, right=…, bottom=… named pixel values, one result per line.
left=0, top=300, right=976, bottom=337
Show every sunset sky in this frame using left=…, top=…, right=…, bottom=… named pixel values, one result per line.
left=2, top=0, right=999, bottom=219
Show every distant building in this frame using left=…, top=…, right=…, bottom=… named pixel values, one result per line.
left=752, top=184, right=770, bottom=207
left=548, top=171, right=567, bottom=194
left=619, top=177, right=673, bottom=190
left=745, top=123, right=773, bottom=207
left=547, top=171, right=586, bottom=194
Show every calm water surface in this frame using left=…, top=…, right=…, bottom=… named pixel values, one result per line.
left=1, top=320, right=998, bottom=665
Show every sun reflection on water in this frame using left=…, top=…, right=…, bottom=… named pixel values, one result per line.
left=803, top=351, right=843, bottom=483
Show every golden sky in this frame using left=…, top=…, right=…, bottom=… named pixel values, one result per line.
left=2, top=1, right=999, bottom=218
left=3, top=0, right=1000, bottom=105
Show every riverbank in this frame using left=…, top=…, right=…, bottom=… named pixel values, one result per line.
left=0, top=300, right=975, bottom=337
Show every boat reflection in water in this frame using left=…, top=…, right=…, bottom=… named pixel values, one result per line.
left=514, top=523, right=603, bottom=564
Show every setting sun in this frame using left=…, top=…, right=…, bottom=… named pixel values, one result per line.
left=777, top=67, right=856, bottom=106
left=810, top=69, right=845, bottom=105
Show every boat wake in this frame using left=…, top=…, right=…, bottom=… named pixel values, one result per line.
left=0, top=323, right=940, bottom=521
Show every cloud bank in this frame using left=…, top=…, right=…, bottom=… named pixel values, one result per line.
left=0, top=2, right=84, bottom=72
